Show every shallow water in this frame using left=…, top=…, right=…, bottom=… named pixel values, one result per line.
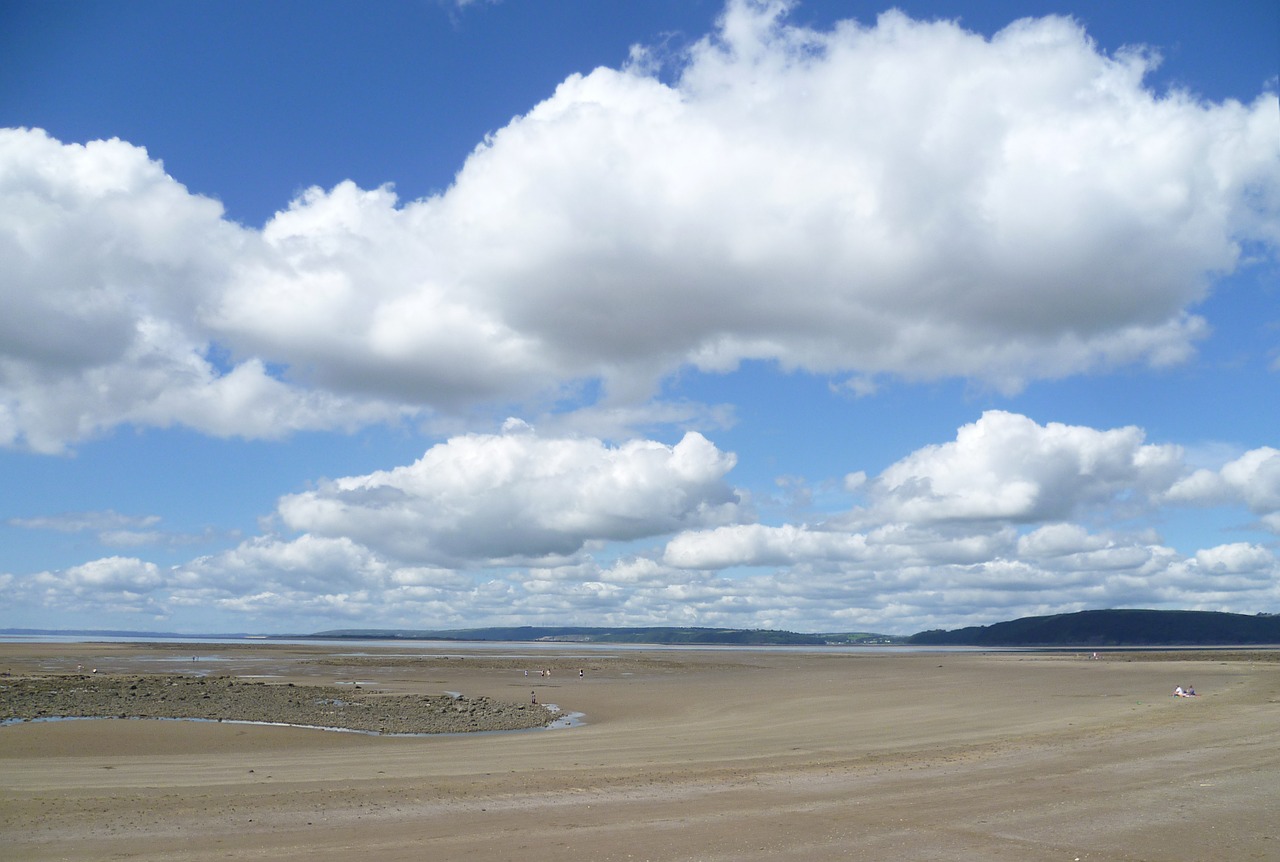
left=1, top=709, right=585, bottom=736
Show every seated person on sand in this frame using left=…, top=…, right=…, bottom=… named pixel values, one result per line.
left=1174, top=686, right=1185, bottom=697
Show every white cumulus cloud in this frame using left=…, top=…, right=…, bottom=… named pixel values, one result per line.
left=1164, top=447, right=1280, bottom=529
left=3, top=1, right=1278, bottom=450
left=0, top=129, right=406, bottom=452
left=1193, top=542, right=1276, bottom=576
left=277, top=427, right=743, bottom=565
left=866, top=410, right=1183, bottom=524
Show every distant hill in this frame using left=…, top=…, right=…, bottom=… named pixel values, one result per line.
left=0, top=626, right=896, bottom=645
left=906, top=609, right=1280, bottom=646
left=306, top=626, right=900, bottom=645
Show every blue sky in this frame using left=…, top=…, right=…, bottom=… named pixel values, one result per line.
left=1, top=0, right=1277, bottom=635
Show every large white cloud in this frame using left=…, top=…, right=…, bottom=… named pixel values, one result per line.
left=219, top=3, right=1273, bottom=399
left=0, top=129, right=406, bottom=452
left=0, top=131, right=232, bottom=368
left=277, top=424, right=742, bottom=565
left=3, top=1, right=1278, bottom=450
left=864, top=410, right=1184, bottom=524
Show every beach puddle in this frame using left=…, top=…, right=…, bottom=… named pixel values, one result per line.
left=540, top=704, right=585, bottom=729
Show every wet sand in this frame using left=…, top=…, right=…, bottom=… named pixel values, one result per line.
left=1, top=641, right=1277, bottom=861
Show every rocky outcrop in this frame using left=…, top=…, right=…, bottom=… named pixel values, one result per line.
left=0, top=674, right=555, bottom=734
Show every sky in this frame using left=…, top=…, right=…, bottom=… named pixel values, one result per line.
left=1, top=0, right=1277, bottom=636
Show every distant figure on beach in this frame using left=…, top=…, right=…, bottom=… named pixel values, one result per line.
left=1174, top=686, right=1185, bottom=697
left=1092, top=652, right=1099, bottom=660
left=1186, top=685, right=1197, bottom=696
left=531, top=691, right=537, bottom=705
left=579, top=668, right=584, bottom=678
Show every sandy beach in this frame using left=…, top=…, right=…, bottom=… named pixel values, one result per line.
left=1, top=641, right=1276, bottom=861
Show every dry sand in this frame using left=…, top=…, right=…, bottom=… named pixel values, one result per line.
left=1, top=641, right=1277, bottom=861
